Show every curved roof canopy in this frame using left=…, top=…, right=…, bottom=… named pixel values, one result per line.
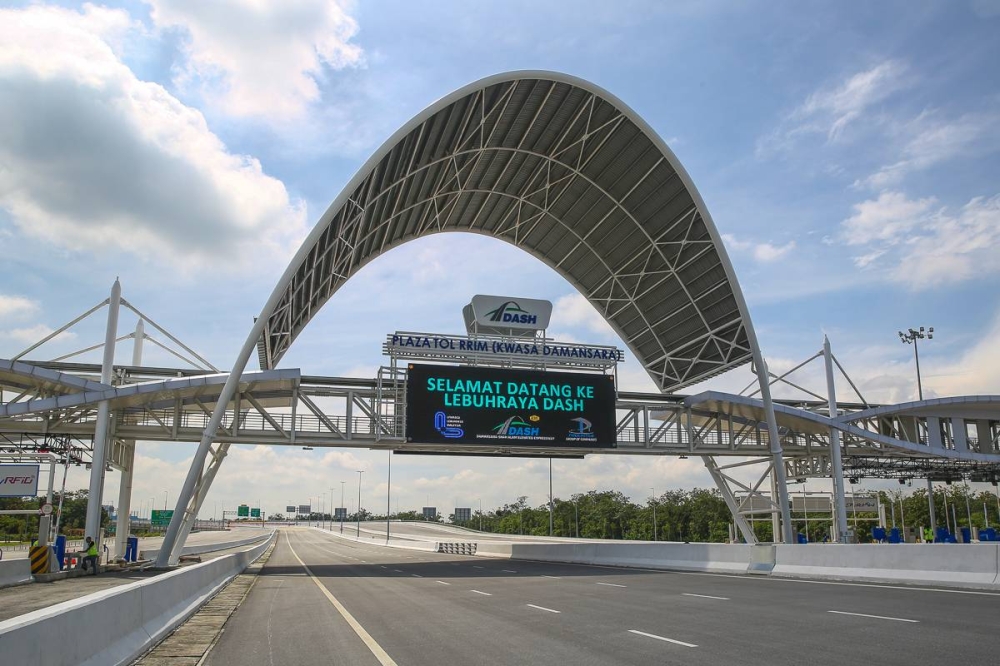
left=258, top=72, right=754, bottom=392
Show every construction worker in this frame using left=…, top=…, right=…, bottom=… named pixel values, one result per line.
left=81, top=536, right=99, bottom=574
left=923, top=527, right=934, bottom=544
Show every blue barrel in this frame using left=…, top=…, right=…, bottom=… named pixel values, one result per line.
left=55, top=535, right=67, bottom=569
left=872, top=526, right=887, bottom=542
left=960, top=527, right=971, bottom=544
left=797, top=533, right=808, bottom=544
left=888, top=527, right=901, bottom=543
left=125, top=536, right=139, bottom=562
left=935, top=526, right=950, bottom=543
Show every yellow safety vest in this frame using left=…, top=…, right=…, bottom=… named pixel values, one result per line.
left=86, top=542, right=98, bottom=557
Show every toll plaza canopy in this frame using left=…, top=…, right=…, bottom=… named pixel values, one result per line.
left=256, top=72, right=754, bottom=393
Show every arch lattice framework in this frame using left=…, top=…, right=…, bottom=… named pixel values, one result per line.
left=257, top=73, right=754, bottom=392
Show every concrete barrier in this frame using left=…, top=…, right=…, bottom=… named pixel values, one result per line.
left=0, top=532, right=274, bottom=666
left=476, top=541, right=753, bottom=574
left=141, top=530, right=272, bottom=560
left=0, top=558, right=32, bottom=588
left=771, top=543, right=1000, bottom=589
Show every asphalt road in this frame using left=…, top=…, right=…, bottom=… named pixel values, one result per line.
left=204, top=528, right=1000, bottom=665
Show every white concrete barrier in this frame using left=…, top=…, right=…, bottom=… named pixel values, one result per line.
left=0, top=558, right=32, bottom=588
left=0, top=532, right=275, bottom=666
left=141, top=530, right=272, bottom=560
left=476, top=541, right=753, bottom=574
left=771, top=543, right=1000, bottom=589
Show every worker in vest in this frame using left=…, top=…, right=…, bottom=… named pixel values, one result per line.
left=923, top=527, right=934, bottom=544
left=81, top=536, right=99, bottom=575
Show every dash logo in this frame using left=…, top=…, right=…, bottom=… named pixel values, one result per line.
left=485, top=301, right=538, bottom=326
left=493, top=416, right=540, bottom=437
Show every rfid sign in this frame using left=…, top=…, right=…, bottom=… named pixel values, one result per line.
left=0, top=464, right=39, bottom=497
left=406, top=364, right=616, bottom=449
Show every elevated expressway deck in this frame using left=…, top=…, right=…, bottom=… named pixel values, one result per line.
left=2, top=359, right=998, bottom=482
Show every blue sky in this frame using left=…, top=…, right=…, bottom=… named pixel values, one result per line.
left=1, top=1, right=998, bottom=518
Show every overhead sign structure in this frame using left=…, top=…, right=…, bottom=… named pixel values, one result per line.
left=298, top=505, right=312, bottom=515
left=463, top=295, right=553, bottom=334
left=385, top=332, right=623, bottom=370
left=423, top=507, right=437, bottom=520
left=151, top=509, right=173, bottom=526
left=250, top=507, right=261, bottom=518
left=406, top=364, right=617, bottom=449
left=334, top=507, right=347, bottom=520
left=237, top=504, right=249, bottom=517
left=0, top=464, right=39, bottom=497
left=454, top=507, right=472, bottom=522
left=286, top=505, right=296, bottom=513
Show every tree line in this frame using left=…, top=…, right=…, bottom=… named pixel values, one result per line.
left=0, top=490, right=108, bottom=542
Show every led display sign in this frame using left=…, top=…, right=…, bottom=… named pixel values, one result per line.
left=405, top=364, right=616, bottom=449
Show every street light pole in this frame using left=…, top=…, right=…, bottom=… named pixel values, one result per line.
left=548, top=458, right=554, bottom=537
left=650, top=488, right=657, bottom=542
left=356, top=470, right=363, bottom=538
left=899, top=325, right=935, bottom=538
left=386, top=451, right=391, bottom=543
left=478, top=498, right=483, bottom=532
left=340, top=481, right=345, bottom=533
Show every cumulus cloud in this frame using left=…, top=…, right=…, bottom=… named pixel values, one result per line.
left=1, top=324, right=76, bottom=346
left=0, top=294, right=40, bottom=320
left=840, top=191, right=1000, bottom=288
left=146, top=0, right=363, bottom=120
left=722, top=234, right=796, bottom=263
left=757, top=60, right=910, bottom=156
left=0, top=4, right=307, bottom=272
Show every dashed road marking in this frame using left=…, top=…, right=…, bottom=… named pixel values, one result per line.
left=527, top=604, right=561, bottom=614
left=828, top=610, right=918, bottom=623
left=628, top=630, right=697, bottom=648
left=682, top=593, right=728, bottom=600
left=471, top=590, right=492, bottom=596
left=436, top=581, right=450, bottom=585
left=597, top=582, right=627, bottom=588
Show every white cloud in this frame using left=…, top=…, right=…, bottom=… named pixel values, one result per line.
left=840, top=191, right=937, bottom=245
left=146, top=0, right=363, bottom=120
left=840, top=191, right=1000, bottom=288
left=550, top=293, right=617, bottom=338
left=857, top=111, right=1000, bottom=189
left=722, top=234, right=796, bottom=263
left=0, top=294, right=39, bottom=320
left=0, top=4, right=307, bottom=272
left=2, top=324, right=76, bottom=345
left=758, top=60, right=909, bottom=156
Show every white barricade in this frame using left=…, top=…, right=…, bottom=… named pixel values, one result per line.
left=0, top=532, right=274, bottom=666
left=0, top=558, right=32, bottom=588
left=771, top=543, right=1000, bottom=589
left=476, top=541, right=752, bottom=574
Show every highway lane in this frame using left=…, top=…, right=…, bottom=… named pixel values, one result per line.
left=205, top=528, right=1000, bottom=665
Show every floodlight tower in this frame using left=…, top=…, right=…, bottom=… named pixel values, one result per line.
left=898, top=326, right=933, bottom=400
left=899, top=325, right=935, bottom=539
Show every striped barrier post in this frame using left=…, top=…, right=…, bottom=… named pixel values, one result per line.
left=29, top=545, right=50, bottom=575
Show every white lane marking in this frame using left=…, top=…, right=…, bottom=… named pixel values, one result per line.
left=436, top=580, right=450, bottom=585
left=629, top=630, right=697, bottom=648
left=541, top=575, right=561, bottom=579
left=682, top=593, right=729, bottom=600
left=285, top=534, right=398, bottom=666
left=380, top=566, right=387, bottom=569
left=470, top=590, right=492, bottom=596
left=502, top=569, right=517, bottom=573
left=392, top=569, right=403, bottom=573
left=596, top=582, right=627, bottom=588
left=473, top=566, right=485, bottom=569
left=828, top=610, right=919, bottom=623
left=527, top=604, right=561, bottom=614
left=411, top=574, right=423, bottom=578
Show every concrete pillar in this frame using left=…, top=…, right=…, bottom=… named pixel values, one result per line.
left=975, top=420, right=992, bottom=453
left=927, top=417, right=943, bottom=449
left=951, top=418, right=968, bottom=453
left=85, top=279, right=121, bottom=545
left=114, top=320, right=144, bottom=558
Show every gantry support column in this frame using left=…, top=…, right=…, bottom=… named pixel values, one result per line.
left=705, top=457, right=757, bottom=544
left=114, top=319, right=144, bottom=558
left=823, top=336, right=850, bottom=542
left=85, top=279, right=121, bottom=546
left=170, top=443, right=231, bottom=561
left=753, top=356, right=794, bottom=544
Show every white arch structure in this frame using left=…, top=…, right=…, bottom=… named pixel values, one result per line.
left=157, top=71, right=795, bottom=565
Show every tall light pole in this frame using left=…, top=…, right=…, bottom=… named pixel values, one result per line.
left=548, top=458, right=554, bottom=537
left=900, top=325, right=936, bottom=539
left=329, top=487, right=334, bottom=531
left=386, top=451, right=391, bottom=543
left=479, top=498, right=483, bottom=532
left=340, top=481, right=346, bottom=533
left=650, top=488, right=657, bottom=542
left=163, top=490, right=168, bottom=511
left=356, top=470, right=364, bottom=538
